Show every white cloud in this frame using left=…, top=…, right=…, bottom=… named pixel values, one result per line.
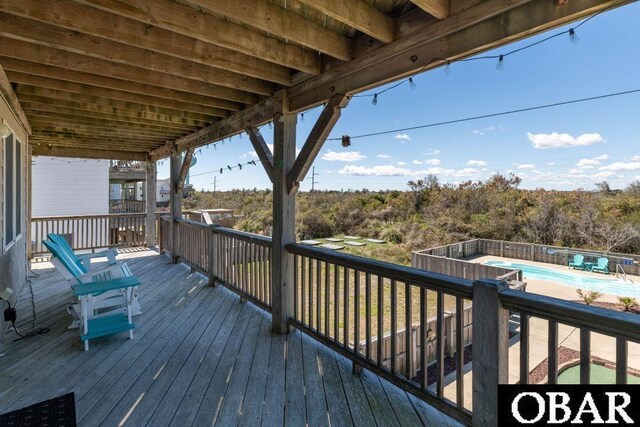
left=472, top=130, right=484, bottom=136
left=413, top=160, right=423, bottom=165
left=547, top=161, right=556, bottom=166
left=321, top=150, right=366, bottom=162
left=576, top=154, right=609, bottom=168
left=395, top=133, right=412, bottom=142
left=632, top=155, right=640, bottom=161
left=517, top=164, right=535, bottom=170
left=376, top=154, right=391, bottom=159
left=424, top=149, right=442, bottom=156
left=467, top=160, right=488, bottom=167
left=424, top=158, right=441, bottom=166
left=527, top=132, right=605, bottom=149
left=339, top=165, right=412, bottom=176
left=396, top=161, right=407, bottom=166
left=599, top=162, right=640, bottom=172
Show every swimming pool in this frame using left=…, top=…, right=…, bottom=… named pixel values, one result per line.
left=484, top=260, right=639, bottom=297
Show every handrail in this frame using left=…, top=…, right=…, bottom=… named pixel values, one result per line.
left=214, top=226, right=272, bottom=247
left=616, top=264, right=629, bottom=282
left=287, top=243, right=473, bottom=299
left=500, top=288, right=640, bottom=343
left=496, top=268, right=522, bottom=281
left=32, top=213, right=146, bottom=221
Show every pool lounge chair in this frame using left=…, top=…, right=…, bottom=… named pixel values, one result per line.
left=43, top=239, right=141, bottom=328
left=568, top=254, right=586, bottom=270
left=44, top=240, right=137, bottom=350
left=591, top=257, right=610, bottom=274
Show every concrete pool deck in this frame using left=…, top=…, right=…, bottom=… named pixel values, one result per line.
left=442, top=255, right=640, bottom=410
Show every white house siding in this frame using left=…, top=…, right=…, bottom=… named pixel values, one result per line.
left=32, top=157, right=109, bottom=217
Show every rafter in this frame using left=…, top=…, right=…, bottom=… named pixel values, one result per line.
left=297, top=0, right=395, bottom=43
left=410, top=0, right=450, bottom=19
left=0, top=13, right=273, bottom=96
left=31, top=144, right=148, bottom=161
left=0, top=38, right=257, bottom=105
left=19, top=93, right=210, bottom=131
left=0, top=64, right=30, bottom=134
left=0, top=0, right=292, bottom=85
left=1, top=59, right=242, bottom=111
left=8, top=73, right=230, bottom=117
left=186, top=0, right=353, bottom=60
left=76, top=0, right=321, bottom=74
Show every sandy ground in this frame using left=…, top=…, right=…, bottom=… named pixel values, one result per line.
left=442, top=255, right=640, bottom=411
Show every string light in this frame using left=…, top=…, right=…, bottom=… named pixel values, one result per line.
left=409, top=77, right=416, bottom=90
left=190, top=160, right=261, bottom=178
left=349, top=1, right=618, bottom=105
left=300, top=113, right=305, bottom=122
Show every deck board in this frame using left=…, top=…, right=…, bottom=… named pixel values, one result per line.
left=0, top=250, right=461, bottom=426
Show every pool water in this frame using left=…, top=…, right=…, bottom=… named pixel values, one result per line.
left=484, top=260, right=640, bottom=297
left=558, top=364, right=640, bottom=384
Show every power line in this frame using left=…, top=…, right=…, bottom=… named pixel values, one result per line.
left=330, top=88, right=640, bottom=141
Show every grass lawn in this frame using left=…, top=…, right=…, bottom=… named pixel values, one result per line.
left=558, top=364, right=640, bottom=384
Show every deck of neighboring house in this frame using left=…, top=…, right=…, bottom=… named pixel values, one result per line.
left=0, top=249, right=458, bottom=427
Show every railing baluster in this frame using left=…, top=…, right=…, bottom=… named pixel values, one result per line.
left=301, top=254, right=306, bottom=324
left=334, top=264, right=339, bottom=342
left=354, top=270, right=360, bottom=357
left=365, top=273, right=372, bottom=361
left=420, top=287, right=427, bottom=389
left=436, top=292, right=445, bottom=398
left=405, top=282, right=412, bottom=380
left=293, top=254, right=298, bottom=321
left=316, top=260, right=322, bottom=333
left=520, top=312, right=529, bottom=385
left=343, top=267, right=349, bottom=349
left=548, top=320, right=558, bottom=384
left=325, top=261, right=330, bottom=337
left=456, top=297, right=464, bottom=408
left=616, top=337, right=628, bottom=385
left=309, top=257, right=314, bottom=329
left=378, top=275, right=384, bottom=368
left=391, top=279, right=397, bottom=374
left=580, top=328, right=590, bottom=384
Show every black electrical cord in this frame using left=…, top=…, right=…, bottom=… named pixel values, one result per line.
left=9, top=278, right=49, bottom=342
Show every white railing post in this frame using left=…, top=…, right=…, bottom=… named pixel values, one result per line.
left=472, top=278, right=509, bottom=427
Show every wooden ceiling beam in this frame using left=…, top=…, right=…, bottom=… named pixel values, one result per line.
left=31, top=138, right=160, bottom=149
left=296, top=0, right=396, bottom=43
left=31, top=144, right=148, bottom=161
left=22, top=106, right=200, bottom=132
left=1, top=60, right=242, bottom=111
left=8, top=73, right=230, bottom=117
left=32, top=131, right=166, bottom=144
left=30, top=122, right=186, bottom=139
left=186, top=0, right=352, bottom=60
left=0, top=38, right=258, bottom=105
left=18, top=93, right=212, bottom=128
left=0, top=13, right=274, bottom=96
left=409, top=0, right=450, bottom=19
left=0, top=0, right=292, bottom=85
left=76, top=0, right=321, bottom=74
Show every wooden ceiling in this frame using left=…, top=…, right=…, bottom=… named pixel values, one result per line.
left=0, top=0, right=633, bottom=161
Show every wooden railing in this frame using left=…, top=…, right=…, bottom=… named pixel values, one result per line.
left=287, top=243, right=473, bottom=424
left=31, top=213, right=146, bottom=256
left=412, top=251, right=523, bottom=283
left=109, top=199, right=146, bottom=214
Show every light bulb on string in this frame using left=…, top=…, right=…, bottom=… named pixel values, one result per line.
left=300, top=113, right=305, bottom=122
left=496, top=55, right=504, bottom=71
left=409, top=77, right=416, bottom=90
left=443, top=61, right=451, bottom=75
left=569, top=28, right=580, bottom=45
left=372, top=93, right=378, bottom=106
left=238, top=163, right=243, bottom=170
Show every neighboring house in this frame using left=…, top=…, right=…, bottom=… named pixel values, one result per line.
left=157, top=178, right=170, bottom=206
left=32, top=157, right=109, bottom=217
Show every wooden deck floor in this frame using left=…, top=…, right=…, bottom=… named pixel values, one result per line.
left=0, top=249, right=459, bottom=426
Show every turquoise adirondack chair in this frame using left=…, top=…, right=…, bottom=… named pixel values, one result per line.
left=568, top=254, right=586, bottom=270
left=48, top=233, right=117, bottom=269
left=43, top=239, right=137, bottom=350
left=591, top=257, right=610, bottom=274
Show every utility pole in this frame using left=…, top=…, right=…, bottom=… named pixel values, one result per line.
left=213, top=176, right=217, bottom=193
left=311, top=166, right=318, bottom=192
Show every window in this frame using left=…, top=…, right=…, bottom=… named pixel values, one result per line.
left=4, top=130, right=22, bottom=251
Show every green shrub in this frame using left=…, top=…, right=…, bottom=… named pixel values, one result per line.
left=618, top=296, right=638, bottom=312
left=576, top=289, right=602, bottom=305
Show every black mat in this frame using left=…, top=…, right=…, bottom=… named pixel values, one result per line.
left=0, top=393, right=76, bottom=427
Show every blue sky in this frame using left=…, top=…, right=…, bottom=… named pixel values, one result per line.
left=160, top=3, right=640, bottom=192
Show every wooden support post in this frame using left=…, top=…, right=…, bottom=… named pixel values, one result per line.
left=271, top=90, right=297, bottom=334
left=500, top=240, right=504, bottom=258
left=208, top=226, right=218, bottom=287
left=145, top=160, right=157, bottom=248
left=26, top=145, right=33, bottom=260
left=169, top=148, right=181, bottom=264
left=530, top=243, right=535, bottom=261
left=472, top=279, right=509, bottom=427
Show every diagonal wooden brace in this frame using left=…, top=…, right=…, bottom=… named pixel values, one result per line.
left=176, top=147, right=194, bottom=194
left=247, top=126, right=275, bottom=183
left=287, top=94, right=349, bottom=193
